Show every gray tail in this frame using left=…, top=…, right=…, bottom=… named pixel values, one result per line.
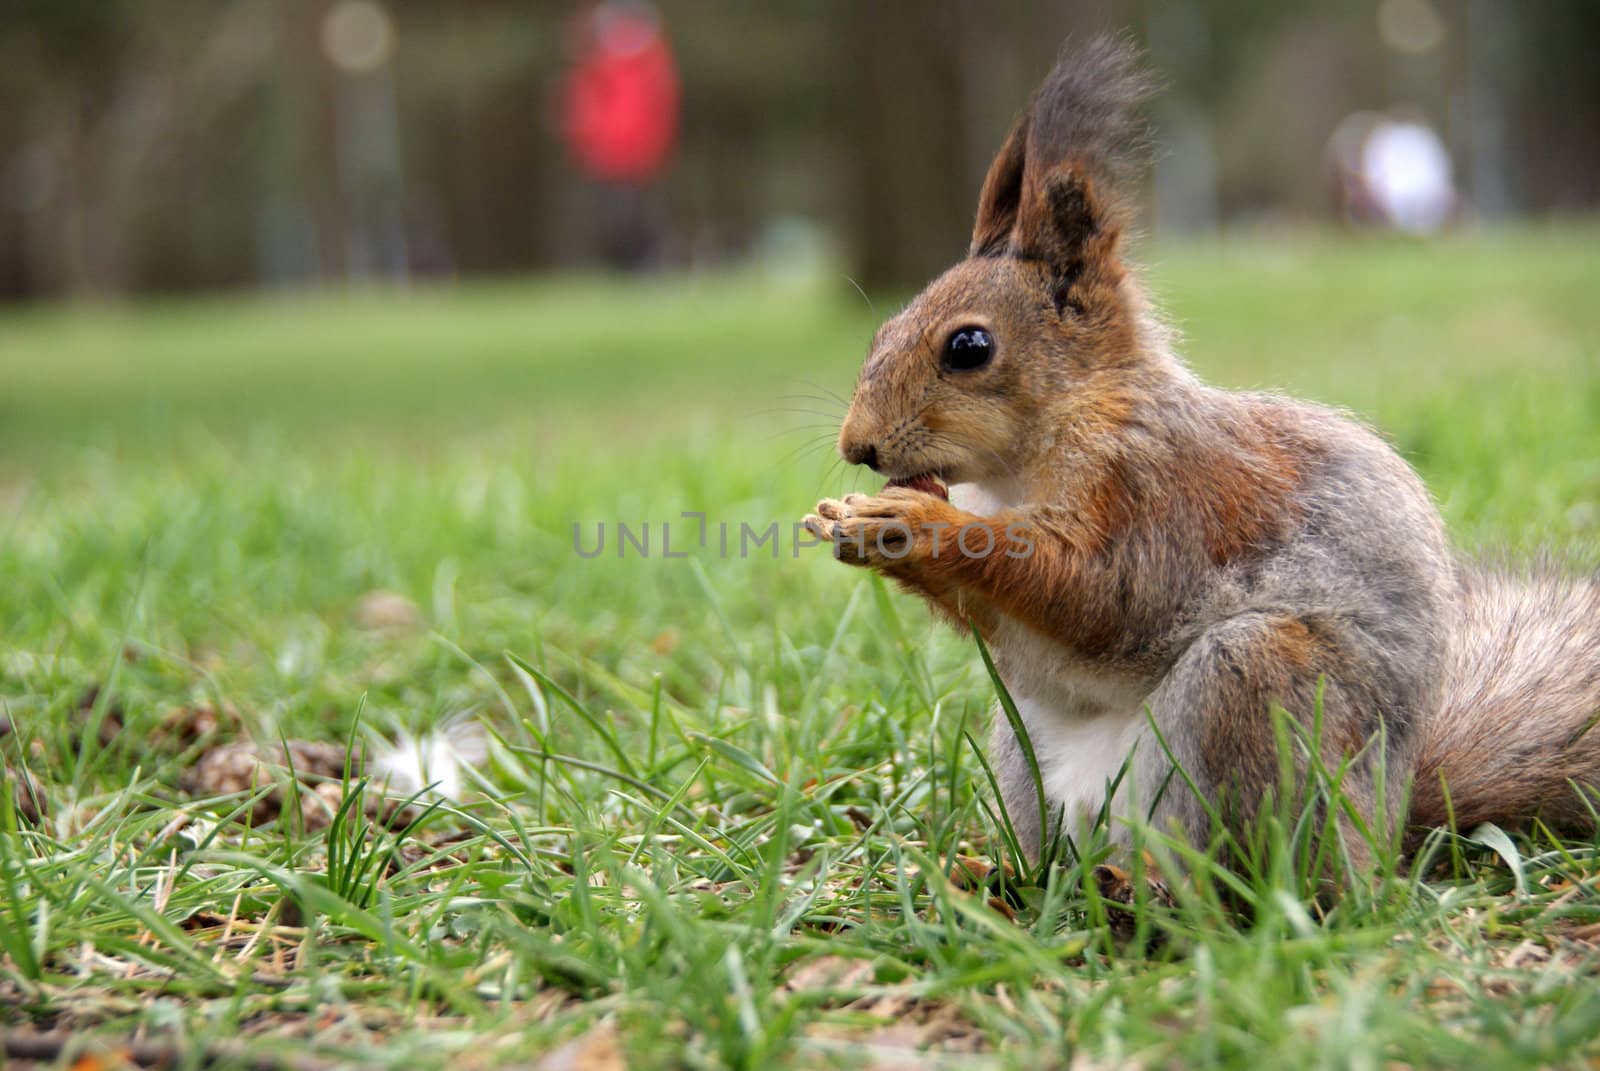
left=1411, top=563, right=1600, bottom=833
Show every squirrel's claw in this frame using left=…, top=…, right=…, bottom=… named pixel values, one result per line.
left=802, top=513, right=835, bottom=541
left=815, top=498, right=850, bottom=522
left=806, top=493, right=928, bottom=568
left=804, top=499, right=873, bottom=565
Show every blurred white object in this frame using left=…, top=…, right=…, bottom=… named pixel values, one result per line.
left=370, top=719, right=489, bottom=801
left=1378, top=0, right=1446, bottom=55
left=1328, top=112, right=1457, bottom=234
left=1361, top=119, right=1456, bottom=234
left=322, top=0, right=395, bottom=74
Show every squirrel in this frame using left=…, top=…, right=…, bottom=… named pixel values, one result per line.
left=802, top=36, right=1600, bottom=874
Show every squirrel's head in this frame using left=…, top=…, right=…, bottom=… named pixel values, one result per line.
left=838, top=37, right=1153, bottom=487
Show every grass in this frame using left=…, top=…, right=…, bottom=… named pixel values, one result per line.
left=1, top=223, right=1599, bottom=1068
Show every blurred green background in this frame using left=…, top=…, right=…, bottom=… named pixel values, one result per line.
left=1, top=1, right=1598, bottom=301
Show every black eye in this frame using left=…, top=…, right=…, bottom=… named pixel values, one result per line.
left=941, top=327, right=994, bottom=372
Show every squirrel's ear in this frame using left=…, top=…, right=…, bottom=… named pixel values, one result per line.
left=970, top=116, right=1028, bottom=258
left=1015, top=166, right=1124, bottom=314
left=987, top=36, right=1151, bottom=311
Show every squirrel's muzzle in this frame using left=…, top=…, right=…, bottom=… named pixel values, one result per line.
left=840, top=439, right=880, bottom=471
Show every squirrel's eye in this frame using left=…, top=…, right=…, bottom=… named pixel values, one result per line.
left=941, top=327, right=994, bottom=372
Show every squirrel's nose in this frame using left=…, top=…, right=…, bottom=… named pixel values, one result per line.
left=842, top=441, right=880, bottom=471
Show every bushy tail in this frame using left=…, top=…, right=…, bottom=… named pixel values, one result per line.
left=1410, top=564, right=1600, bottom=832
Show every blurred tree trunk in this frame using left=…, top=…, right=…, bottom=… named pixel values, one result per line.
left=283, top=0, right=348, bottom=281
left=838, top=0, right=1128, bottom=292
left=444, top=78, right=551, bottom=275
left=58, top=95, right=100, bottom=297
left=840, top=0, right=972, bottom=292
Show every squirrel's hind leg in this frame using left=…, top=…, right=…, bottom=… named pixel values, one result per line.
left=1132, top=612, right=1408, bottom=880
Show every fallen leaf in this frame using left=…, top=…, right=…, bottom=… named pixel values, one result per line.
left=74, top=685, right=124, bottom=749
left=5, top=764, right=46, bottom=822
left=536, top=1022, right=624, bottom=1071
left=70, top=1049, right=135, bottom=1071
left=783, top=955, right=877, bottom=993
left=181, top=738, right=408, bottom=830
left=354, top=590, right=423, bottom=631
left=947, top=854, right=1012, bottom=891
left=1092, top=862, right=1175, bottom=944
left=153, top=703, right=240, bottom=750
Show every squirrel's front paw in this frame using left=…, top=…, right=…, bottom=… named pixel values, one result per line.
left=803, top=488, right=956, bottom=568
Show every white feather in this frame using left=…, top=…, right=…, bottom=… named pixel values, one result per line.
left=369, top=718, right=489, bottom=801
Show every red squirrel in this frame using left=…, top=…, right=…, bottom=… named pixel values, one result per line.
left=804, top=37, right=1600, bottom=873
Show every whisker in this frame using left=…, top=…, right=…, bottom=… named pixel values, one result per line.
left=778, top=436, right=842, bottom=469
left=812, top=455, right=849, bottom=504
left=775, top=392, right=844, bottom=405
left=798, top=379, right=854, bottom=410
left=841, top=276, right=876, bottom=320
left=774, top=397, right=847, bottom=420
left=761, top=423, right=843, bottom=440
left=755, top=406, right=847, bottom=421
left=779, top=389, right=847, bottom=405
left=767, top=431, right=839, bottom=454
left=775, top=428, right=838, bottom=445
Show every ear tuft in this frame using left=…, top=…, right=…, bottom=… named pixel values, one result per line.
left=969, top=34, right=1154, bottom=282
left=1022, top=33, right=1154, bottom=221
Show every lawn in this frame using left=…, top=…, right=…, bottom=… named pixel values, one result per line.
left=2, top=224, right=1599, bottom=1069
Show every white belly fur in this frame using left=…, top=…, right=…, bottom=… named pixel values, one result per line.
left=993, top=618, right=1148, bottom=834
left=952, top=480, right=1149, bottom=834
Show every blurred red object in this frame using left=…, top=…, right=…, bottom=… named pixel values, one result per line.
left=562, top=4, right=680, bottom=184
